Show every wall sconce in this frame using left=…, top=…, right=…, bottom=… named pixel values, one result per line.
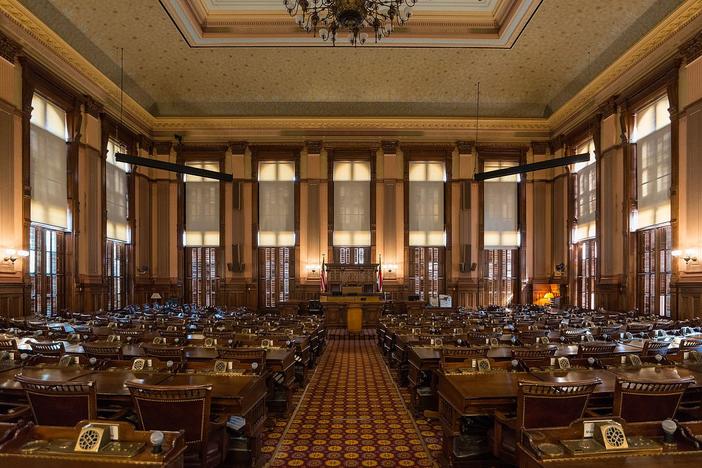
left=305, top=264, right=321, bottom=275
left=2, top=248, right=29, bottom=264
left=384, top=263, right=398, bottom=273
left=673, top=249, right=698, bottom=265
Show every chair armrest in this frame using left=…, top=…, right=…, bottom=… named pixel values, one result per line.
left=209, top=414, right=228, bottom=430
left=98, top=407, right=131, bottom=421
left=0, top=405, right=31, bottom=423
left=494, top=410, right=517, bottom=427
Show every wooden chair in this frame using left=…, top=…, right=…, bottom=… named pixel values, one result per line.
left=217, top=348, right=266, bottom=374
left=576, top=342, right=616, bottom=357
left=141, top=345, right=186, bottom=364
left=0, top=339, right=17, bottom=351
left=126, top=382, right=227, bottom=468
left=29, top=341, right=65, bottom=356
left=492, top=379, right=601, bottom=464
left=641, top=339, right=670, bottom=356
left=613, top=377, right=694, bottom=422
left=511, top=348, right=553, bottom=360
left=79, top=341, right=122, bottom=360
left=15, top=375, right=97, bottom=426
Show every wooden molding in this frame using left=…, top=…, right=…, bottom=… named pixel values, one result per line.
left=0, top=29, right=20, bottom=64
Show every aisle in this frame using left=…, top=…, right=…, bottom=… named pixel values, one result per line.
left=268, top=335, right=437, bottom=467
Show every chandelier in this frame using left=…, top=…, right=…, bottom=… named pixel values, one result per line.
left=283, top=0, right=417, bottom=46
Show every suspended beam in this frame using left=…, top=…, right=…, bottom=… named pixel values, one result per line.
left=116, top=153, right=233, bottom=182
left=474, top=153, right=590, bottom=181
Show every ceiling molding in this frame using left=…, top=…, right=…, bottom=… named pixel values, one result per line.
left=0, top=0, right=155, bottom=132
left=1, top=0, right=700, bottom=144
left=547, top=0, right=702, bottom=133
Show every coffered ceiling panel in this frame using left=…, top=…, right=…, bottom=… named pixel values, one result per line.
left=16, top=0, right=684, bottom=118
left=161, top=0, right=536, bottom=48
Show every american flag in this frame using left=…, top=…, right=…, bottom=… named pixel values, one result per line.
left=377, top=255, right=383, bottom=292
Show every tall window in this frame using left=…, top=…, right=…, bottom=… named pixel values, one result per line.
left=260, top=247, right=292, bottom=308
left=632, top=95, right=671, bottom=316
left=105, top=139, right=129, bottom=310
left=409, top=162, right=445, bottom=246
left=258, top=162, right=295, bottom=307
left=184, top=162, right=220, bottom=247
left=106, top=139, right=130, bottom=242
left=186, top=247, right=218, bottom=307
left=29, top=225, right=64, bottom=316
left=575, top=239, right=597, bottom=309
left=632, top=95, right=671, bottom=230
left=335, top=246, right=369, bottom=265
left=333, top=161, right=371, bottom=247
left=29, top=93, right=68, bottom=316
left=483, top=160, right=520, bottom=248
left=572, top=139, right=596, bottom=242
left=483, top=249, right=516, bottom=306
left=258, top=161, right=295, bottom=247
left=105, top=240, right=126, bottom=310
left=409, top=247, right=443, bottom=302
left=637, top=225, right=671, bottom=317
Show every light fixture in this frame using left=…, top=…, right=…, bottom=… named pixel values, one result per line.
left=305, top=264, right=321, bottom=274
left=284, top=0, right=417, bottom=46
left=384, top=263, right=398, bottom=273
left=673, top=249, right=698, bottom=265
left=150, top=293, right=162, bottom=301
left=2, top=248, right=29, bottom=264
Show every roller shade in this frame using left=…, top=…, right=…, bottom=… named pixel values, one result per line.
left=106, top=139, right=130, bottom=242
left=573, top=139, right=596, bottom=242
left=185, top=161, right=220, bottom=246
left=258, top=161, right=295, bottom=247
left=30, top=94, right=68, bottom=230
left=333, top=161, right=371, bottom=246
left=409, top=162, right=445, bottom=246
left=633, top=95, right=671, bottom=230
left=483, top=161, right=519, bottom=248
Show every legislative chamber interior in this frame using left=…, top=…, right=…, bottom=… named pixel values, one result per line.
left=3, top=0, right=702, bottom=467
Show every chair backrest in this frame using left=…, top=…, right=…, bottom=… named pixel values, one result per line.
left=613, top=377, right=694, bottom=422
left=15, top=375, right=96, bottom=426
left=679, top=338, right=702, bottom=351
left=517, top=379, right=601, bottom=430
left=511, top=348, right=553, bottom=359
left=217, top=348, right=266, bottom=373
left=641, top=340, right=670, bottom=356
left=577, top=342, right=616, bottom=357
left=141, top=345, right=186, bottom=363
left=82, top=341, right=123, bottom=359
left=127, top=382, right=212, bottom=454
left=29, top=341, right=65, bottom=356
left=0, top=339, right=17, bottom=351
left=440, top=347, right=489, bottom=367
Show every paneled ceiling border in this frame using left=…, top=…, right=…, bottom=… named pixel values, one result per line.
left=160, top=0, right=541, bottom=48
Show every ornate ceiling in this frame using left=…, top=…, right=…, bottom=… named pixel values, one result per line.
left=15, top=0, right=685, bottom=118
left=161, top=0, right=540, bottom=48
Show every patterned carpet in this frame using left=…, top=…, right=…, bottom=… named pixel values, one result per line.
left=266, top=335, right=438, bottom=467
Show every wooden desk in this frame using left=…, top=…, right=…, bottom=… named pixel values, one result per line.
left=518, top=419, right=702, bottom=468
left=319, top=296, right=383, bottom=329
left=0, top=421, right=185, bottom=467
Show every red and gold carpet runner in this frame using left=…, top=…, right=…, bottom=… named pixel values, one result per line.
left=267, top=335, right=437, bottom=467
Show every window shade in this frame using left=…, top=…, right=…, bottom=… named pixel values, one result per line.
left=106, top=139, right=130, bottom=242
left=483, top=161, right=519, bottom=248
left=258, top=161, right=295, bottom=247
left=409, top=162, right=445, bottom=246
left=333, top=161, right=371, bottom=246
left=30, top=94, right=68, bottom=230
left=185, top=161, right=220, bottom=246
left=573, top=139, right=596, bottom=242
left=634, top=95, right=671, bottom=230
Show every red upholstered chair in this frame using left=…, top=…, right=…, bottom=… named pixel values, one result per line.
left=15, top=375, right=97, bottom=426
left=126, top=382, right=227, bottom=468
left=492, top=379, right=601, bottom=465
left=613, top=377, right=694, bottom=422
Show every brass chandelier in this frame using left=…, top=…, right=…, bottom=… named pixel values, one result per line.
left=283, top=0, right=417, bottom=46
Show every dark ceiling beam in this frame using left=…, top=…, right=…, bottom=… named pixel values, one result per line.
left=474, top=153, right=589, bottom=181
left=116, top=153, right=234, bottom=182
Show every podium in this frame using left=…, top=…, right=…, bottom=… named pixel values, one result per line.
left=319, top=294, right=383, bottom=330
